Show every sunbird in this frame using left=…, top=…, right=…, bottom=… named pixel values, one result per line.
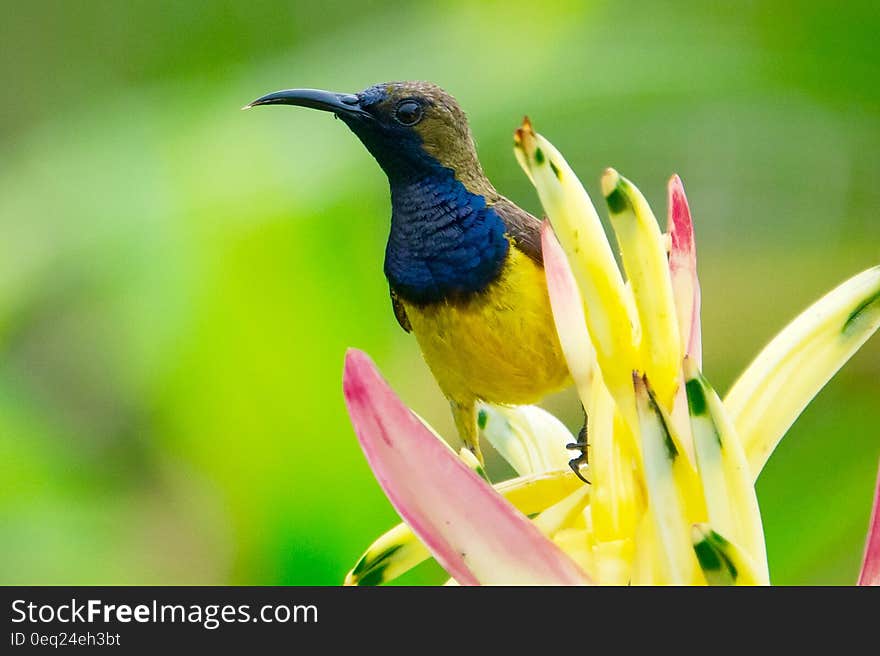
left=246, top=81, right=579, bottom=468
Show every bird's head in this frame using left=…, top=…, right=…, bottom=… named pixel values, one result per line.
left=245, top=81, right=495, bottom=196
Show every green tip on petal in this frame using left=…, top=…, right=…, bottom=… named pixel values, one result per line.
left=691, top=525, right=738, bottom=586
left=601, top=168, right=629, bottom=214
left=684, top=375, right=708, bottom=419
left=345, top=523, right=429, bottom=586
left=691, top=524, right=764, bottom=586
left=844, top=287, right=880, bottom=336
left=458, top=447, right=489, bottom=481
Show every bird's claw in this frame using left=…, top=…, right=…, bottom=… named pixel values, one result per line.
left=567, top=455, right=590, bottom=484
left=566, top=440, right=590, bottom=485
left=566, top=417, right=589, bottom=483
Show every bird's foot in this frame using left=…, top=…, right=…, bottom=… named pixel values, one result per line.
left=566, top=451, right=590, bottom=484
left=566, top=449, right=590, bottom=484
left=566, top=422, right=590, bottom=484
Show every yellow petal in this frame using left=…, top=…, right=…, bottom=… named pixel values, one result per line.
left=631, top=508, right=661, bottom=585
left=725, top=266, right=880, bottom=477
left=587, top=370, right=643, bottom=544
left=553, top=528, right=597, bottom=580
left=685, top=359, right=769, bottom=583
left=602, top=169, right=682, bottom=410
left=634, top=374, right=705, bottom=585
left=532, top=485, right=592, bottom=537
left=514, top=120, right=640, bottom=430
left=593, top=538, right=635, bottom=586
left=344, top=522, right=426, bottom=587
left=494, top=470, right=587, bottom=514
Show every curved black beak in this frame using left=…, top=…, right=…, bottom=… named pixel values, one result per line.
left=242, top=88, right=369, bottom=119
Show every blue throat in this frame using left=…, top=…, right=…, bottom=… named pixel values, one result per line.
left=384, top=168, right=509, bottom=305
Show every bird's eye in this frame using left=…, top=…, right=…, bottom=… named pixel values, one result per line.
left=394, top=100, right=423, bottom=126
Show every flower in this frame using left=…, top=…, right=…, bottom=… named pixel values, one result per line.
left=342, top=118, right=880, bottom=585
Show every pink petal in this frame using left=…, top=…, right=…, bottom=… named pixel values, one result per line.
left=541, top=220, right=596, bottom=401
left=668, top=175, right=702, bottom=367
left=342, top=349, right=589, bottom=585
left=858, top=460, right=880, bottom=586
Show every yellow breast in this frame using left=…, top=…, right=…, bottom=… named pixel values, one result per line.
left=402, top=246, right=571, bottom=406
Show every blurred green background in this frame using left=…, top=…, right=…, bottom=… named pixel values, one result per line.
left=1, top=0, right=877, bottom=585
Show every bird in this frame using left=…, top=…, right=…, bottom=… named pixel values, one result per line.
left=245, top=81, right=575, bottom=467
